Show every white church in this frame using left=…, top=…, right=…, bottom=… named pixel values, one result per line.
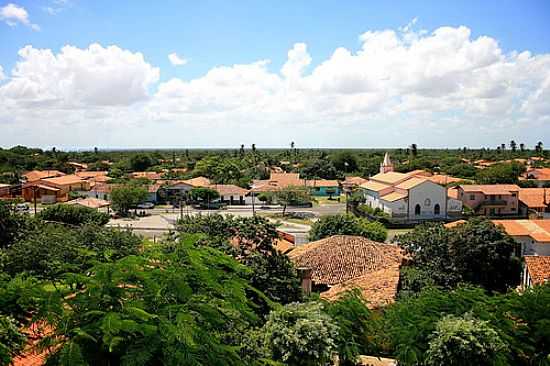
left=359, top=153, right=463, bottom=222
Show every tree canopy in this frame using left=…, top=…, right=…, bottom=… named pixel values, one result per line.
left=309, top=214, right=387, bottom=242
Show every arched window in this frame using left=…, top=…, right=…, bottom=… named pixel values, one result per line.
left=434, top=203, right=441, bottom=215
left=414, top=204, right=421, bottom=216
left=424, top=198, right=431, bottom=206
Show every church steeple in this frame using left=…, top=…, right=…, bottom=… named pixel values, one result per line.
left=380, top=152, right=394, bottom=174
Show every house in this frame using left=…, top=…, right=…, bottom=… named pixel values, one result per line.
left=519, top=188, right=550, bottom=218
left=287, top=235, right=404, bottom=308
left=22, top=170, right=65, bottom=182
left=22, top=175, right=90, bottom=203
left=522, top=168, right=550, bottom=187
left=252, top=173, right=341, bottom=197
left=492, top=220, right=550, bottom=256
left=455, top=184, right=521, bottom=217
left=185, top=176, right=211, bottom=187
left=67, top=162, right=88, bottom=171
left=523, top=256, right=550, bottom=288
left=358, top=356, right=398, bottom=366
left=66, top=197, right=110, bottom=211
left=210, top=184, right=249, bottom=205
left=359, top=154, right=462, bottom=222
left=130, top=171, right=163, bottom=180
left=75, top=171, right=108, bottom=180
left=85, top=182, right=115, bottom=201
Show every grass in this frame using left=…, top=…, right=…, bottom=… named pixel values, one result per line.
left=386, top=228, right=413, bottom=242
left=313, top=195, right=345, bottom=205
left=259, top=212, right=314, bottom=226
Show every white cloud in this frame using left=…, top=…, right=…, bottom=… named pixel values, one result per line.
left=1, top=24, right=550, bottom=148
left=0, top=65, right=4, bottom=81
left=1, top=3, right=40, bottom=30
left=43, top=0, right=72, bottom=15
left=0, top=43, right=159, bottom=107
left=168, top=52, right=188, bottom=66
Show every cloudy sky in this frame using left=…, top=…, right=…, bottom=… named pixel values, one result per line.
left=0, top=1, right=549, bottom=149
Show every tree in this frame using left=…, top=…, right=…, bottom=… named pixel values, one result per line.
left=396, top=219, right=521, bottom=293
left=535, top=141, right=543, bottom=155
left=519, top=143, right=525, bottom=152
left=272, top=185, right=311, bottom=216
left=331, top=152, right=358, bottom=173
left=0, top=315, right=26, bottom=366
left=111, top=186, right=148, bottom=216
left=410, top=144, right=418, bottom=158
left=38, top=204, right=109, bottom=226
left=39, top=236, right=262, bottom=366
left=258, top=302, right=339, bottom=366
left=189, top=187, right=220, bottom=207
left=510, top=140, right=517, bottom=152
left=0, top=201, right=32, bottom=249
left=425, top=314, right=507, bottom=366
left=129, top=153, right=154, bottom=171
left=300, top=159, right=339, bottom=180
left=309, top=214, right=387, bottom=242
left=476, top=162, right=525, bottom=184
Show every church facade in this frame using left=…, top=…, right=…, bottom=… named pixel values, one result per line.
left=359, top=153, right=462, bottom=222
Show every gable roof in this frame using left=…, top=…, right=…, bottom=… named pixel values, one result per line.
left=185, top=176, right=211, bottom=187
left=380, top=191, right=407, bottom=202
left=524, top=168, right=550, bottom=181
left=524, top=256, right=550, bottom=286
left=370, top=172, right=409, bottom=185
left=23, top=170, right=65, bottom=182
left=395, top=177, right=428, bottom=190
left=210, top=184, right=249, bottom=196
left=519, top=188, right=550, bottom=209
left=459, top=184, right=520, bottom=195
left=75, top=171, right=108, bottom=179
left=42, top=174, right=86, bottom=186
left=66, top=197, right=110, bottom=209
left=360, top=180, right=391, bottom=192
left=288, top=235, right=403, bottom=285
left=492, top=219, right=550, bottom=243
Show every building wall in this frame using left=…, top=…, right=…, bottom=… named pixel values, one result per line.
left=458, top=189, right=519, bottom=216
left=379, top=198, right=407, bottom=216
left=310, top=186, right=341, bottom=197
left=408, top=181, right=446, bottom=220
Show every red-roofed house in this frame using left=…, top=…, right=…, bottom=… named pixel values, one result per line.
left=455, top=184, right=521, bottom=217
left=523, top=256, right=550, bottom=288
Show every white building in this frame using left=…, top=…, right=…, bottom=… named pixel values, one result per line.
left=359, top=153, right=462, bottom=222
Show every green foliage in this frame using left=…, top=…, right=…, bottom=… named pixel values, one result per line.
left=396, top=219, right=521, bottom=294
left=476, top=162, right=525, bottom=184
left=0, top=201, right=32, bottom=249
left=38, top=204, right=110, bottom=226
left=42, top=237, right=261, bottom=366
left=324, top=291, right=372, bottom=365
left=300, top=159, right=340, bottom=179
left=271, top=185, right=312, bottom=215
left=0, top=315, right=26, bottom=366
left=425, top=314, right=507, bottom=366
left=2, top=223, right=141, bottom=280
left=331, top=151, right=358, bottom=173
left=129, top=153, right=155, bottom=171
left=189, top=187, right=220, bottom=202
left=259, top=302, right=339, bottom=366
left=309, top=214, right=387, bottom=242
left=111, top=186, right=148, bottom=216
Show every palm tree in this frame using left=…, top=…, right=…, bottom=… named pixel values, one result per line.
left=519, top=143, right=525, bottom=152
left=535, top=141, right=543, bottom=155
left=510, top=140, right=517, bottom=152
left=410, top=144, right=418, bottom=158
left=500, top=143, right=506, bottom=151
left=251, top=144, right=257, bottom=166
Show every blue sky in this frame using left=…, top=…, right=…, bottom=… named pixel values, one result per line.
left=0, top=1, right=549, bottom=149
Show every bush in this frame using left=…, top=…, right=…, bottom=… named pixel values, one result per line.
left=309, top=214, right=387, bottom=242
left=425, top=314, right=507, bottom=366
left=259, top=302, right=339, bottom=366
left=38, top=204, right=109, bottom=226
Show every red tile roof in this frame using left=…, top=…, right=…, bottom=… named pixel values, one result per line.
left=459, top=184, right=520, bottom=195
left=23, top=170, right=65, bottom=182
left=519, top=188, right=550, bottom=209
left=525, top=256, right=550, bottom=286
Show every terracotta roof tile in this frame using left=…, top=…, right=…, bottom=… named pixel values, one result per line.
left=524, top=256, right=550, bottom=285
left=360, top=181, right=392, bottom=192
left=380, top=192, right=407, bottom=202
left=370, top=172, right=410, bottom=185
left=519, top=188, right=550, bottom=209
left=209, top=184, right=248, bottom=196
left=42, top=174, right=85, bottom=186
left=395, top=177, right=427, bottom=190
left=23, top=170, right=65, bottom=182
left=459, top=184, right=520, bottom=195
left=288, top=235, right=403, bottom=285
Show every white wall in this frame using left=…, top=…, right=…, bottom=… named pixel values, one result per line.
left=408, top=181, right=446, bottom=220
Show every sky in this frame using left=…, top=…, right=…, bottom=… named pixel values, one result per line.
left=0, top=0, right=549, bottom=150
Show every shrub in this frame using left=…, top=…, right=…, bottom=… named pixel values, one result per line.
left=38, top=204, right=109, bottom=226
left=309, top=214, right=387, bottom=242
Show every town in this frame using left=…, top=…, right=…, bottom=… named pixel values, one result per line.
left=1, top=0, right=550, bottom=365
left=0, top=144, right=549, bottom=365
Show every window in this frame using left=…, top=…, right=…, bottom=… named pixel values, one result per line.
left=414, top=204, right=421, bottom=216
left=424, top=198, right=431, bottom=206
left=434, top=204, right=440, bottom=215
left=469, top=194, right=475, bottom=200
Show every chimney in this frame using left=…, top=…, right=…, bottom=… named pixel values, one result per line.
left=297, top=267, right=313, bottom=296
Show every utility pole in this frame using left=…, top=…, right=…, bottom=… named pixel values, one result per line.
left=252, top=191, right=256, bottom=216
left=32, top=185, right=38, bottom=215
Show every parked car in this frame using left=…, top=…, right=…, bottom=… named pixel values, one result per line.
left=15, top=203, right=30, bottom=213
left=137, top=202, right=155, bottom=209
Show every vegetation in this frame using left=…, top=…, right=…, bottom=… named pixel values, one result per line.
left=38, top=204, right=110, bottom=226
left=309, top=214, right=388, bottom=242
left=396, top=218, right=521, bottom=295
left=111, top=185, right=148, bottom=216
